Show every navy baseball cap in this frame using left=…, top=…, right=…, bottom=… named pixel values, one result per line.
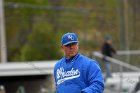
left=61, top=33, right=78, bottom=46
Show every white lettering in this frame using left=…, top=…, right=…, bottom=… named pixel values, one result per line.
left=56, top=67, right=80, bottom=85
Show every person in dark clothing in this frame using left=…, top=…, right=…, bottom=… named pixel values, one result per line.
left=134, top=76, right=140, bottom=93
left=101, top=35, right=116, bottom=79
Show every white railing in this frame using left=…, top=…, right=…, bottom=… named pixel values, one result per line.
left=117, top=50, right=140, bottom=55
left=93, top=52, right=140, bottom=72
left=93, top=51, right=140, bottom=93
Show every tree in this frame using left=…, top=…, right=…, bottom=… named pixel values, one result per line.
left=20, top=22, right=62, bottom=61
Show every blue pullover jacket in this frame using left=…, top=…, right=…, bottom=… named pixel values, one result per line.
left=54, top=53, right=104, bottom=93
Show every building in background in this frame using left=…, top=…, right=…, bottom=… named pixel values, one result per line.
left=0, top=61, right=56, bottom=93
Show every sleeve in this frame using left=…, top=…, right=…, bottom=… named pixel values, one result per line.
left=81, top=61, right=104, bottom=93
left=101, top=44, right=105, bottom=55
left=54, top=63, right=57, bottom=83
left=53, top=64, right=58, bottom=92
left=110, top=45, right=116, bottom=54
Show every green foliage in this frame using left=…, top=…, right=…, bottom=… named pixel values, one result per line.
left=20, top=22, right=62, bottom=61
left=4, top=0, right=140, bottom=64
left=5, top=0, right=118, bottom=61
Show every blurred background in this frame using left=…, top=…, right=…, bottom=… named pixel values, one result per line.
left=0, top=0, right=140, bottom=93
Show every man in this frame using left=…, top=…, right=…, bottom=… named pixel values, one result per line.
left=54, top=32, right=104, bottom=93
left=101, top=35, right=116, bottom=78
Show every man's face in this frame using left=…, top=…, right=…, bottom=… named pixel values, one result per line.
left=106, top=40, right=112, bottom=44
left=61, top=42, right=78, bottom=58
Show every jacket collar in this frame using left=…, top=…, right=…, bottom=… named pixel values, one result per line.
left=64, top=53, right=80, bottom=63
